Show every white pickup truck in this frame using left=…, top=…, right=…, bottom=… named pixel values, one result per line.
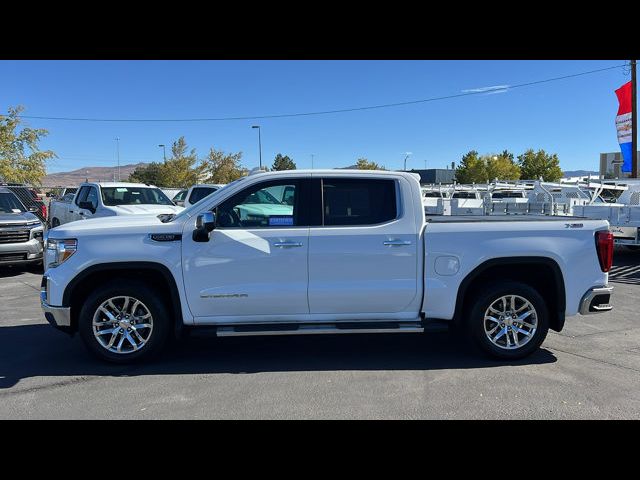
left=48, top=182, right=184, bottom=228
left=41, top=170, right=614, bottom=363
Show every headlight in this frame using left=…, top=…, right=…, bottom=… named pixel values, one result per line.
left=46, top=238, right=77, bottom=268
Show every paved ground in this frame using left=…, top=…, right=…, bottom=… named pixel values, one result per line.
left=1, top=248, right=639, bottom=419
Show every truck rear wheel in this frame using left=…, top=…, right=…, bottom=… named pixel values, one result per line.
left=78, top=279, right=170, bottom=363
left=467, top=281, right=549, bottom=360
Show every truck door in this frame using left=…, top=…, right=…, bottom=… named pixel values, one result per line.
left=182, top=178, right=311, bottom=322
left=69, top=186, right=90, bottom=223
left=307, top=177, right=419, bottom=315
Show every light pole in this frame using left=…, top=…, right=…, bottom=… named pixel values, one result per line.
left=311, top=154, right=315, bottom=169
left=115, top=137, right=121, bottom=181
left=403, top=152, right=412, bottom=171
left=159, top=144, right=166, bottom=162
left=252, top=125, right=262, bottom=169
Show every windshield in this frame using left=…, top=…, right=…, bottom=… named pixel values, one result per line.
left=0, top=192, right=26, bottom=213
left=423, top=191, right=442, bottom=198
left=452, top=192, right=477, bottom=199
left=101, top=187, right=174, bottom=206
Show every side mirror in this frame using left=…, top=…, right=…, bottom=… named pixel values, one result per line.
left=193, top=211, right=216, bottom=242
left=78, top=201, right=96, bottom=214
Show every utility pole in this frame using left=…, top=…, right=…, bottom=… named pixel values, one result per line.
left=311, top=154, right=315, bottom=169
left=252, top=126, right=262, bottom=169
left=159, top=144, right=166, bottom=162
left=632, top=59, right=638, bottom=178
left=115, top=137, right=121, bottom=181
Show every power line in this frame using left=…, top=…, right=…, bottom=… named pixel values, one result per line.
left=16, top=63, right=626, bottom=123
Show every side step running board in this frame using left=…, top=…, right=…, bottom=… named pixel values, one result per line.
left=216, top=322, right=425, bottom=337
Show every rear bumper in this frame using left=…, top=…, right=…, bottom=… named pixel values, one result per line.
left=579, top=285, right=614, bottom=315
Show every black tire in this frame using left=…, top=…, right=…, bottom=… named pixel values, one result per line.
left=466, top=281, right=549, bottom=360
left=78, top=279, right=171, bottom=363
left=51, top=218, right=60, bottom=228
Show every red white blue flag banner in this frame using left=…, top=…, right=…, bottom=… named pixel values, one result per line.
left=615, top=81, right=633, bottom=173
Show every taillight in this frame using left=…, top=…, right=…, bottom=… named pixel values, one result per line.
left=595, top=230, right=614, bottom=273
left=40, top=204, right=47, bottom=219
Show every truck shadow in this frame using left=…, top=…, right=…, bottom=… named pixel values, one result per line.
left=0, top=265, right=43, bottom=278
left=0, top=324, right=556, bottom=389
left=611, top=247, right=640, bottom=285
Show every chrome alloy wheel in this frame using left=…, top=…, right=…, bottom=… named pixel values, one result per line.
left=483, top=295, right=537, bottom=350
left=92, top=296, right=154, bottom=354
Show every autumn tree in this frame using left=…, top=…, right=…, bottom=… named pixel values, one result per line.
left=486, top=150, right=520, bottom=181
left=157, top=137, right=203, bottom=187
left=272, top=153, right=296, bottom=171
left=355, top=158, right=385, bottom=170
left=517, top=149, right=563, bottom=181
left=0, top=106, right=56, bottom=185
left=200, top=148, right=247, bottom=183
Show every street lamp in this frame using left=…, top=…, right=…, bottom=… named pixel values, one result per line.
left=403, top=152, right=412, bottom=171
left=159, top=144, right=166, bottom=162
left=115, top=137, right=121, bottom=181
left=252, top=125, right=262, bottom=169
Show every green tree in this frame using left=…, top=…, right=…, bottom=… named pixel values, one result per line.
left=200, top=147, right=246, bottom=183
left=0, top=106, right=56, bottom=185
left=128, top=162, right=164, bottom=185
left=355, top=158, right=385, bottom=170
left=455, top=150, right=486, bottom=183
left=455, top=150, right=520, bottom=183
left=272, top=153, right=296, bottom=171
left=157, top=137, right=203, bottom=187
left=517, top=149, right=563, bottom=181
left=486, top=150, right=520, bottom=181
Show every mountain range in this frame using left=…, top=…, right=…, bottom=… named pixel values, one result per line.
left=41, top=163, right=147, bottom=187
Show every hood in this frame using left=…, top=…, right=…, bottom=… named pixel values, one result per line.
left=110, top=204, right=184, bottom=215
left=0, top=211, right=41, bottom=226
left=50, top=214, right=177, bottom=238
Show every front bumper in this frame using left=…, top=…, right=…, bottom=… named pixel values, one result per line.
left=40, top=277, right=71, bottom=329
left=579, top=285, right=614, bottom=315
left=0, top=238, right=44, bottom=265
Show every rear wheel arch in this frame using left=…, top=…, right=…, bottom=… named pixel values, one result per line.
left=63, top=262, right=183, bottom=336
left=453, top=257, right=566, bottom=332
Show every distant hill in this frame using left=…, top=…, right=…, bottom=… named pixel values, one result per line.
left=41, top=163, right=148, bottom=187
left=563, top=170, right=599, bottom=178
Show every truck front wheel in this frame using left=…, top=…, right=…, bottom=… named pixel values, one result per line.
left=467, top=282, right=549, bottom=360
left=78, top=280, right=170, bottom=363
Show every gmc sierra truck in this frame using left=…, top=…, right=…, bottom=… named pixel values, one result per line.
left=41, top=170, right=614, bottom=363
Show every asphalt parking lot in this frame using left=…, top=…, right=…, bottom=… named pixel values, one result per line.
left=1, top=248, right=639, bottom=419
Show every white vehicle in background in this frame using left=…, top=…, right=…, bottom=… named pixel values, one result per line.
left=171, top=189, right=188, bottom=207
left=421, top=187, right=450, bottom=215
left=48, top=182, right=184, bottom=228
left=183, top=184, right=226, bottom=207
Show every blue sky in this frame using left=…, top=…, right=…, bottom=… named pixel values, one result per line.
left=0, top=60, right=633, bottom=174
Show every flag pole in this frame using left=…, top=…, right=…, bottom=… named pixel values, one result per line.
left=632, top=59, right=637, bottom=178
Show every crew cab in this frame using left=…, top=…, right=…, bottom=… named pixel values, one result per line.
left=48, top=182, right=183, bottom=228
left=0, top=187, right=45, bottom=266
left=41, top=170, right=614, bottom=363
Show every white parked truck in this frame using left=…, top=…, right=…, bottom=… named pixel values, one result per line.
left=48, top=182, right=184, bottom=228
left=41, top=170, right=615, bottom=363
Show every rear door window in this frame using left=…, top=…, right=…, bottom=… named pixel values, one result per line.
left=321, top=178, right=397, bottom=226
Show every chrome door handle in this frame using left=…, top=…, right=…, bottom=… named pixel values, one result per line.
left=383, top=240, right=412, bottom=246
left=274, top=241, right=304, bottom=248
